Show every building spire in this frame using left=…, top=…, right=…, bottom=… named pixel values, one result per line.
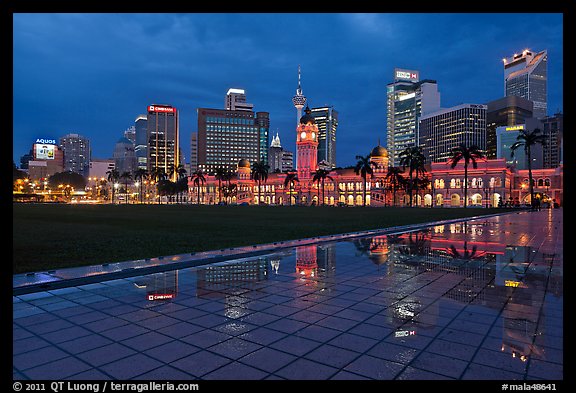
left=297, top=64, right=303, bottom=95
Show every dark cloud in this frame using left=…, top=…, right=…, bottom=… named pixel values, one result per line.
left=13, top=13, right=563, bottom=167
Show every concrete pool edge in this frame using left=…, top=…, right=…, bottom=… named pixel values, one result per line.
left=13, top=210, right=527, bottom=296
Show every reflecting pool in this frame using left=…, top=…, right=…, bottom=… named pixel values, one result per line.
left=13, top=211, right=562, bottom=380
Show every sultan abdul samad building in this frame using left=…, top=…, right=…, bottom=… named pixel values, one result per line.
left=188, top=106, right=563, bottom=208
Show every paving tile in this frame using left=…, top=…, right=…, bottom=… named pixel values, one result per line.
left=99, top=324, right=150, bottom=341
left=396, top=366, right=455, bottom=380
left=343, top=354, right=405, bottom=380
left=409, top=351, right=469, bottom=379
left=121, top=331, right=174, bottom=351
left=66, top=368, right=113, bottom=380
left=13, top=336, right=53, bottom=355
left=100, top=353, right=164, bottom=380
left=275, top=358, right=338, bottom=380
left=265, top=318, right=308, bottom=334
left=462, top=363, right=525, bottom=380
left=171, top=350, right=231, bottom=378
left=40, top=325, right=94, bottom=344
left=367, top=341, right=419, bottom=364
left=207, top=337, right=262, bottom=359
left=269, top=335, right=322, bottom=356
left=203, top=361, right=269, bottom=380
left=425, top=338, right=478, bottom=362
left=315, top=315, right=359, bottom=331
left=22, top=318, right=75, bottom=335
left=329, top=370, right=371, bottom=380
left=156, top=321, right=205, bottom=338
left=238, top=327, right=288, bottom=346
left=294, top=324, right=342, bottom=343
left=136, top=365, right=196, bottom=380
left=526, top=359, right=563, bottom=380
left=472, top=348, right=528, bottom=375
left=180, top=329, right=232, bottom=348
left=77, top=343, right=137, bottom=367
left=238, top=347, right=298, bottom=373
left=144, top=340, right=201, bottom=363
left=13, top=346, right=70, bottom=370
left=22, top=356, right=93, bottom=379
left=213, top=320, right=257, bottom=336
left=304, top=344, right=361, bottom=369
left=327, top=332, right=378, bottom=353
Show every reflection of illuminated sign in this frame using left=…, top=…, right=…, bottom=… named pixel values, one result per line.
left=505, top=280, right=521, bottom=287
left=505, top=125, right=524, bottom=131
left=148, top=105, right=176, bottom=113
left=34, top=144, right=55, bottom=160
left=395, top=330, right=417, bottom=338
left=147, top=294, right=174, bottom=301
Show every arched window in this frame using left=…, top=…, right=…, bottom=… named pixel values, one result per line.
left=450, top=179, right=456, bottom=188
left=537, top=179, right=544, bottom=187
left=545, top=178, right=551, bottom=187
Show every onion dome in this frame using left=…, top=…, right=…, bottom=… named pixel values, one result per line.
left=370, top=145, right=388, bottom=158
left=299, top=106, right=315, bottom=125
left=238, top=158, right=251, bottom=168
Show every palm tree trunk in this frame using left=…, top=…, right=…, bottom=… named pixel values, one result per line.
left=464, top=164, right=468, bottom=208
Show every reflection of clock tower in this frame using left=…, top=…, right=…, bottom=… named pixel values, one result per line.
left=296, top=106, right=319, bottom=180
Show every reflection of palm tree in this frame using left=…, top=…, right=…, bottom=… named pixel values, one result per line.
left=446, top=243, right=485, bottom=260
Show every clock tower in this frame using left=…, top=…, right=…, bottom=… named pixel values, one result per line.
left=296, top=106, right=319, bottom=180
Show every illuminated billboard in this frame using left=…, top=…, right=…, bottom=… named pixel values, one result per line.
left=34, top=143, right=56, bottom=160
left=148, top=105, right=176, bottom=113
left=394, top=68, right=419, bottom=82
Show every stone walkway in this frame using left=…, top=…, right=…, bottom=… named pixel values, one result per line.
left=13, top=209, right=562, bottom=380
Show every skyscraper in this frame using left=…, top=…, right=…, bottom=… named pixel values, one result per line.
left=197, top=89, right=269, bottom=173
left=190, top=132, right=198, bottom=173
left=310, top=106, right=338, bottom=168
left=387, top=68, right=441, bottom=166
left=486, top=96, right=534, bottom=159
left=541, top=112, right=563, bottom=168
left=146, top=104, right=179, bottom=180
left=134, top=114, right=148, bottom=170
left=60, top=133, right=91, bottom=177
left=504, top=49, right=548, bottom=118
left=419, top=104, right=487, bottom=164
left=292, top=65, right=307, bottom=125
left=268, top=132, right=294, bottom=173
left=225, top=88, right=254, bottom=112
left=496, top=119, right=544, bottom=170
left=113, top=137, right=137, bottom=175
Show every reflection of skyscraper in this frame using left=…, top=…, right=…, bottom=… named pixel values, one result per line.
left=316, top=244, right=336, bottom=277
left=196, top=258, right=268, bottom=298
left=504, top=49, right=548, bottom=118
left=135, top=270, right=178, bottom=301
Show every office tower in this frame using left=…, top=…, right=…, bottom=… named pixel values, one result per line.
left=197, top=101, right=268, bottom=173
left=146, top=104, right=179, bottom=180
left=496, top=118, right=544, bottom=170
left=225, top=88, right=254, bottom=112
left=134, top=114, right=148, bottom=170
left=190, top=132, right=198, bottom=173
left=486, top=96, right=534, bottom=159
left=292, top=65, right=307, bottom=125
left=255, top=111, right=270, bottom=164
left=387, top=68, right=441, bottom=166
left=419, top=104, right=487, bottom=164
left=503, top=49, right=548, bottom=118
left=60, top=133, right=91, bottom=177
left=541, top=112, right=563, bottom=168
left=124, top=125, right=136, bottom=144
left=113, top=137, right=137, bottom=175
left=311, top=106, right=338, bottom=168
left=27, top=137, right=64, bottom=180
left=268, top=132, right=294, bottom=173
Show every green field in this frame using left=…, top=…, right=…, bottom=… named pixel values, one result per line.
left=13, top=203, right=517, bottom=274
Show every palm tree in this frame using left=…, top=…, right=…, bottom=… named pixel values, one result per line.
left=283, top=172, right=299, bottom=206
left=312, top=168, right=334, bottom=206
left=354, top=154, right=374, bottom=206
left=175, top=177, right=189, bottom=204
left=510, top=128, right=546, bottom=209
left=150, top=166, right=167, bottom=204
left=214, top=167, right=228, bottom=204
left=190, top=169, right=206, bottom=205
left=449, top=144, right=485, bottom=208
left=106, top=168, right=120, bottom=204
left=119, top=171, right=132, bottom=204
left=173, top=164, right=187, bottom=203
left=399, top=146, right=426, bottom=207
left=251, top=161, right=270, bottom=205
left=385, top=166, right=406, bottom=207
left=133, top=168, right=148, bottom=204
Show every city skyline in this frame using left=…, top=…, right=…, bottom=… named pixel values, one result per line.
left=13, top=13, right=563, bottom=168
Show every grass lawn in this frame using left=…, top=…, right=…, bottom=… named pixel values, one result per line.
left=13, top=203, right=518, bottom=274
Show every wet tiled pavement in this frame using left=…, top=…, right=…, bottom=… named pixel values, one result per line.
left=13, top=209, right=562, bottom=380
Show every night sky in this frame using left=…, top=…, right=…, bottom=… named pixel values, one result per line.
left=12, top=13, right=563, bottom=168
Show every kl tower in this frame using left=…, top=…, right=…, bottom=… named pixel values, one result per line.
left=292, top=65, right=307, bottom=125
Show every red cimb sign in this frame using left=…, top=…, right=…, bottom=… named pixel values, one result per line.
left=147, top=293, right=175, bottom=301
left=148, top=105, right=176, bottom=113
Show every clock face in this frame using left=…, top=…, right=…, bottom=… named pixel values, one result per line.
left=300, top=131, right=307, bottom=140
left=312, top=132, right=316, bottom=140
